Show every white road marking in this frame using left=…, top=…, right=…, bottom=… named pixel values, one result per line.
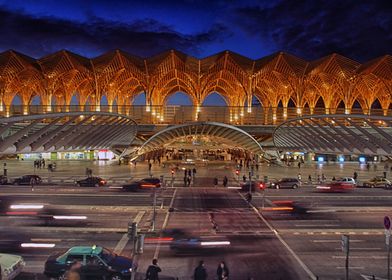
left=113, top=211, right=145, bottom=255
left=154, top=188, right=177, bottom=259
left=337, top=266, right=364, bottom=269
left=334, top=247, right=382, bottom=250
left=361, top=274, right=387, bottom=280
left=333, top=256, right=385, bottom=259
left=313, top=239, right=364, bottom=243
left=238, top=192, right=318, bottom=280
left=295, top=224, right=340, bottom=227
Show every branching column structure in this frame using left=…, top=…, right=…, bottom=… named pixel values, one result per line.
left=0, top=49, right=390, bottom=124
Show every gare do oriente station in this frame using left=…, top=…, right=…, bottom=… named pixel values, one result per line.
left=0, top=49, right=391, bottom=162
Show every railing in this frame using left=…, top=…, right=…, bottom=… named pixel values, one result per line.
left=1, top=105, right=391, bottom=125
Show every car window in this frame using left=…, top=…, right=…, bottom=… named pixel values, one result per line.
left=100, top=248, right=115, bottom=263
left=66, top=254, right=84, bottom=263
left=86, top=255, right=105, bottom=266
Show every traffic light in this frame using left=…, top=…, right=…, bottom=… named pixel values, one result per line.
left=128, top=222, right=137, bottom=239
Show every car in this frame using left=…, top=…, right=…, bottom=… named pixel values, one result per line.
left=170, top=237, right=230, bottom=252
left=122, top=177, right=161, bottom=191
left=0, top=175, right=7, bottom=185
left=0, top=253, right=25, bottom=279
left=336, top=177, right=357, bottom=187
left=239, top=181, right=265, bottom=192
left=76, top=177, right=107, bottom=187
left=12, top=175, right=42, bottom=185
left=363, top=177, right=392, bottom=188
left=316, top=182, right=354, bottom=193
left=138, top=177, right=161, bottom=188
left=44, top=245, right=135, bottom=280
left=121, top=182, right=140, bottom=192
left=269, top=178, right=301, bottom=189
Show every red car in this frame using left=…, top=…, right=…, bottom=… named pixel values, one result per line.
left=316, top=182, right=354, bottom=193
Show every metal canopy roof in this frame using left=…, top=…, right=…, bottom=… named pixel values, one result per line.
left=137, top=122, right=264, bottom=156
left=0, top=112, right=137, bottom=155
left=273, top=115, right=392, bottom=155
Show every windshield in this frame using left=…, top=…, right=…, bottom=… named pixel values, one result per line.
left=100, top=248, right=116, bottom=263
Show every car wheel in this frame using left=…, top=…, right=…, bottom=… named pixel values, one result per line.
left=58, top=273, right=67, bottom=280
left=275, top=184, right=280, bottom=189
left=94, top=183, right=99, bottom=187
left=292, top=184, right=298, bottom=189
left=110, top=274, right=123, bottom=280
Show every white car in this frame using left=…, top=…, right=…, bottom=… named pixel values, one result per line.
left=336, top=177, right=357, bottom=187
left=0, top=253, right=25, bottom=279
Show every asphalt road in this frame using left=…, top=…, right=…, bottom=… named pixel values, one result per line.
left=1, top=176, right=392, bottom=279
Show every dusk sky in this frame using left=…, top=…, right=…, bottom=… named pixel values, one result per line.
left=0, top=0, right=391, bottom=62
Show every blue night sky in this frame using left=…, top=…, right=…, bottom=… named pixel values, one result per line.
left=0, top=0, right=390, bottom=61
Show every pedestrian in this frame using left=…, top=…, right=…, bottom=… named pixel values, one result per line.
left=297, top=173, right=301, bottom=182
left=217, top=261, right=229, bottom=280
left=194, top=260, right=207, bottom=280
left=223, top=176, right=228, bottom=188
left=64, top=261, right=81, bottom=280
left=332, top=176, right=336, bottom=181
left=192, top=168, right=197, bottom=178
left=298, top=162, right=301, bottom=169
left=353, top=171, right=358, bottom=180
left=145, top=258, right=161, bottom=280
left=184, top=169, right=188, bottom=178
left=188, top=169, right=192, bottom=177
left=149, top=162, right=152, bottom=171
left=213, top=177, right=218, bottom=187
left=308, top=175, right=312, bottom=184
left=242, top=175, right=246, bottom=182
left=322, top=173, right=326, bottom=182
left=184, top=176, right=187, bottom=187
left=187, top=176, right=191, bottom=187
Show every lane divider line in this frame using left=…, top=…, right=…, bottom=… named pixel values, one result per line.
left=113, top=210, right=145, bottom=255
left=154, top=188, right=177, bottom=259
left=238, top=191, right=317, bottom=280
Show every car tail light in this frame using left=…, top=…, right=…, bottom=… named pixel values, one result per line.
left=259, top=183, right=264, bottom=189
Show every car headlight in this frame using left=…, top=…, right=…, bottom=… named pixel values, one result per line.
left=271, top=183, right=275, bottom=186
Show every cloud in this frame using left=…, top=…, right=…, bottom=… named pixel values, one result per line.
left=234, top=0, right=392, bottom=61
left=0, top=6, right=230, bottom=58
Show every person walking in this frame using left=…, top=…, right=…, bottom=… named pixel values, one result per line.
left=145, top=258, right=161, bottom=280
left=242, top=175, right=246, bottom=182
left=217, top=261, right=229, bottom=280
left=213, top=177, right=218, bottom=187
left=223, top=176, right=228, bottom=188
left=194, top=260, right=207, bottom=280
left=192, top=168, right=197, bottom=178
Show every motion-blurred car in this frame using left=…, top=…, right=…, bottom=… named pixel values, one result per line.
left=170, top=237, right=230, bottom=252
left=336, top=177, right=357, bottom=187
left=44, top=245, right=135, bottom=280
left=363, top=177, right=391, bottom=188
left=122, top=177, right=161, bottom=191
left=316, top=182, right=354, bottom=193
left=0, top=253, right=25, bottom=279
left=76, top=177, right=107, bottom=187
left=239, top=181, right=265, bottom=192
left=12, top=175, right=42, bottom=185
left=269, top=178, right=301, bottom=189
left=0, top=175, right=8, bottom=185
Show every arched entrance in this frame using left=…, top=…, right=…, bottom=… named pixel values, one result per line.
left=135, top=122, right=267, bottom=162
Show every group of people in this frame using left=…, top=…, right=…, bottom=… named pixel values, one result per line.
left=213, top=176, right=228, bottom=187
left=183, top=168, right=197, bottom=187
left=33, top=158, right=45, bottom=169
left=145, top=259, right=230, bottom=280
left=194, top=260, right=229, bottom=280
